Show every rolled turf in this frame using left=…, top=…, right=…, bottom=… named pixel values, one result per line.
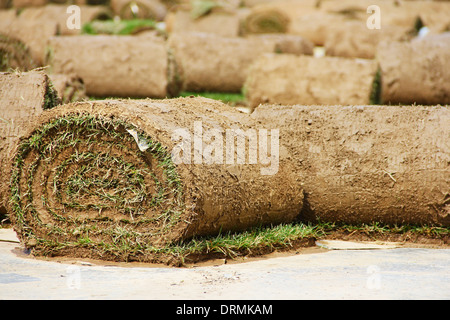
left=46, top=35, right=180, bottom=98
left=167, top=32, right=313, bottom=93
left=244, top=53, right=381, bottom=108
left=6, top=98, right=303, bottom=263
left=5, top=97, right=449, bottom=264
left=376, top=34, right=450, bottom=105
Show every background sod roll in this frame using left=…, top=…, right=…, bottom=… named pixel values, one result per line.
left=18, top=4, right=113, bottom=35
left=0, top=33, right=38, bottom=71
left=0, top=70, right=60, bottom=216
left=110, top=0, right=167, bottom=20
left=244, top=53, right=380, bottom=108
left=251, top=104, right=450, bottom=227
left=377, top=35, right=450, bottom=105
left=46, top=35, right=179, bottom=98
left=164, top=6, right=242, bottom=38
left=0, top=8, right=58, bottom=66
left=48, top=73, right=87, bottom=103
left=0, top=5, right=112, bottom=66
left=323, top=21, right=412, bottom=59
left=167, top=32, right=313, bottom=93
left=241, top=0, right=318, bottom=34
left=7, top=98, right=304, bottom=262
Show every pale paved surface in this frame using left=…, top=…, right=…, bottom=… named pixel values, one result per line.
left=0, top=228, right=449, bottom=300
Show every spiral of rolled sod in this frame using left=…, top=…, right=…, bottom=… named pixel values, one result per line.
left=46, top=35, right=179, bottom=98
left=377, top=35, right=450, bottom=105
left=8, top=98, right=303, bottom=261
left=244, top=53, right=380, bottom=108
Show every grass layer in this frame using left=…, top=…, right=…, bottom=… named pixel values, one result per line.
left=9, top=113, right=184, bottom=263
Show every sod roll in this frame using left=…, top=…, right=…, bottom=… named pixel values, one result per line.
left=0, top=70, right=60, bottom=215
left=288, top=11, right=349, bottom=46
left=6, top=98, right=449, bottom=263
left=29, top=4, right=113, bottom=35
left=0, top=8, right=58, bottom=66
left=165, top=6, right=241, bottom=37
left=241, top=0, right=318, bottom=34
left=389, top=0, right=450, bottom=34
left=324, top=21, right=412, bottom=59
left=110, top=0, right=167, bottom=20
left=251, top=103, right=450, bottom=227
left=319, top=0, right=423, bottom=30
left=48, top=73, right=87, bottom=103
left=377, top=35, right=450, bottom=105
left=0, top=0, right=9, bottom=8
left=11, top=0, right=47, bottom=8
left=0, top=33, right=38, bottom=71
left=46, top=35, right=179, bottom=98
left=7, top=98, right=303, bottom=262
left=167, top=32, right=313, bottom=93
left=0, top=5, right=109, bottom=64
left=244, top=53, right=380, bottom=108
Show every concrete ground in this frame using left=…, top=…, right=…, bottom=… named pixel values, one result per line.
left=0, top=228, right=449, bottom=300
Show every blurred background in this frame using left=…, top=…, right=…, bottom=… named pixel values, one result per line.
left=1, top=0, right=449, bottom=109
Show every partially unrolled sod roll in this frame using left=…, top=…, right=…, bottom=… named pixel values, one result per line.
left=377, top=35, right=450, bottom=105
left=251, top=103, right=450, bottom=226
left=7, top=98, right=303, bottom=262
left=46, top=35, right=179, bottom=98
left=244, top=53, right=380, bottom=108
left=167, top=32, right=313, bottom=93
left=0, top=70, right=60, bottom=215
